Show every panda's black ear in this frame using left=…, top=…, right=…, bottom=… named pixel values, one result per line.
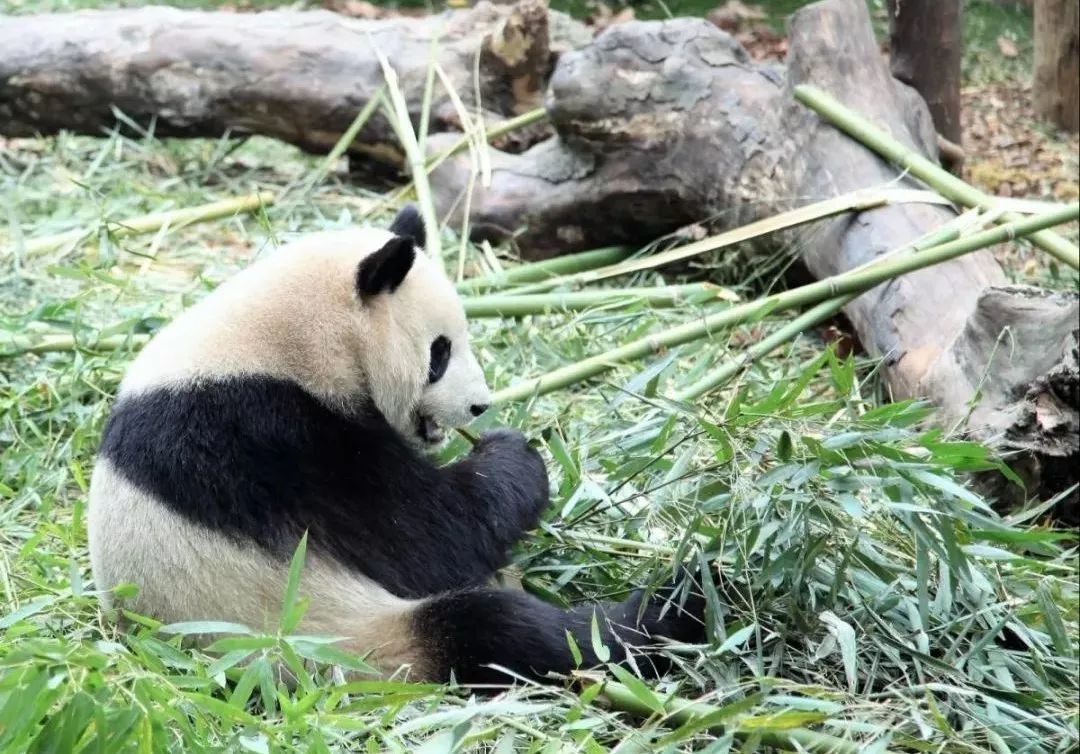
left=389, top=204, right=426, bottom=251
left=356, top=237, right=416, bottom=298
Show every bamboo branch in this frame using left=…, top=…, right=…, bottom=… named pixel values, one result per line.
left=427, top=107, right=548, bottom=175
left=490, top=204, right=1079, bottom=405
left=506, top=187, right=951, bottom=294
left=294, top=89, right=386, bottom=199
left=672, top=213, right=978, bottom=402
left=8, top=192, right=275, bottom=259
left=0, top=333, right=147, bottom=358
left=456, top=245, right=631, bottom=294
left=592, top=680, right=893, bottom=754
left=0, top=284, right=739, bottom=359
left=794, top=85, right=1080, bottom=271
left=387, top=107, right=550, bottom=211
left=461, top=284, right=737, bottom=318
left=672, top=294, right=854, bottom=402
left=373, top=45, right=443, bottom=268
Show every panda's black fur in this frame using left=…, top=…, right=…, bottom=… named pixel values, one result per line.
left=89, top=206, right=706, bottom=687
left=99, top=381, right=548, bottom=600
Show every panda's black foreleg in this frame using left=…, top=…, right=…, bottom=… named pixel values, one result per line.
left=440, top=427, right=551, bottom=561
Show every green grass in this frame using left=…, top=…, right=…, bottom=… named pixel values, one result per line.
left=2, top=0, right=1079, bottom=752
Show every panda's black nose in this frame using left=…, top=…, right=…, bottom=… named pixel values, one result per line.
left=470, top=404, right=489, bottom=417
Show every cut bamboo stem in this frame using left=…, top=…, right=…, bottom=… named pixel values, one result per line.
left=672, top=215, right=975, bottom=402
left=297, top=89, right=385, bottom=197
left=373, top=46, right=442, bottom=268
left=490, top=203, right=1078, bottom=405
left=456, top=245, right=632, bottom=294
left=0, top=333, right=147, bottom=358
left=427, top=107, right=547, bottom=175
left=388, top=107, right=550, bottom=210
left=0, top=285, right=727, bottom=357
left=10, top=192, right=275, bottom=259
left=673, top=294, right=854, bottom=402
left=461, top=284, right=736, bottom=318
left=506, top=187, right=950, bottom=294
left=794, top=84, right=1080, bottom=271
left=593, top=680, right=891, bottom=754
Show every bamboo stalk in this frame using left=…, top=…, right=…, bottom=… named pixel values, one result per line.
left=426, top=107, right=547, bottom=175
left=794, top=85, right=1080, bottom=271
left=673, top=294, right=854, bottom=402
left=490, top=203, right=1078, bottom=405
left=10, top=192, right=275, bottom=259
left=298, top=89, right=385, bottom=196
left=0, top=333, right=148, bottom=358
left=456, top=246, right=632, bottom=294
left=461, top=284, right=736, bottom=318
left=372, top=45, right=443, bottom=268
left=505, top=187, right=950, bottom=294
left=594, top=680, right=890, bottom=754
left=0, top=284, right=734, bottom=358
left=672, top=215, right=976, bottom=402
left=386, top=107, right=550, bottom=211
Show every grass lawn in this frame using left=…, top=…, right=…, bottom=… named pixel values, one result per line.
left=1, top=1, right=1078, bottom=752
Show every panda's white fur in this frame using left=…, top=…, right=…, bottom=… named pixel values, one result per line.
left=88, top=207, right=705, bottom=686
left=119, top=224, right=489, bottom=445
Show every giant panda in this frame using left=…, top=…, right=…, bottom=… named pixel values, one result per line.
left=87, top=205, right=705, bottom=686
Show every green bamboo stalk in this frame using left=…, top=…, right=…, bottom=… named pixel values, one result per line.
left=373, top=46, right=443, bottom=268
left=461, top=283, right=735, bottom=318
left=456, top=245, right=632, bottom=294
left=386, top=107, right=550, bottom=210
left=594, top=680, right=890, bottom=754
left=672, top=216, right=975, bottom=402
left=490, top=203, right=1078, bottom=405
left=426, top=107, right=548, bottom=174
left=794, top=85, right=1080, bottom=271
left=503, top=187, right=948, bottom=295
left=11, top=192, right=275, bottom=259
left=0, top=333, right=147, bottom=358
left=673, top=294, right=854, bottom=402
left=0, top=284, right=728, bottom=358
left=299, top=89, right=386, bottom=195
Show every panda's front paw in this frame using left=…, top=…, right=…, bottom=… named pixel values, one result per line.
left=473, top=428, right=550, bottom=519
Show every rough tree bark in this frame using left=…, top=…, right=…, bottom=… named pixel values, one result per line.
left=1033, top=0, right=1080, bottom=132
left=885, top=0, right=964, bottom=170
left=0, top=2, right=589, bottom=160
left=1, top=0, right=1075, bottom=504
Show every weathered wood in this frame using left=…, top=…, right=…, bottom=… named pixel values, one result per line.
left=885, top=0, right=963, bottom=169
left=429, top=18, right=789, bottom=256
left=785, top=1, right=1076, bottom=504
left=0, top=2, right=589, bottom=160
left=1033, top=0, right=1080, bottom=132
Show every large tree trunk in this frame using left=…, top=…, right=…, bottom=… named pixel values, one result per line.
left=2, top=0, right=1075, bottom=504
left=1033, top=0, right=1080, bottom=132
left=885, top=0, right=964, bottom=170
left=0, top=2, right=589, bottom=159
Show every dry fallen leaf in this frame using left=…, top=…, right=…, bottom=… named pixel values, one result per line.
left=997, top=35, right=1019, bottom=58
left=708, top=1, right=767, bottom=32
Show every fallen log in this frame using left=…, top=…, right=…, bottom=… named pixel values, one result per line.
left=1, top=0, right=1075, bottom=505
left=0, top=1, right=590, bottom=159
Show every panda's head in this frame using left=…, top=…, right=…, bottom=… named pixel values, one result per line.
left=352, top=206, right=491, bottom=447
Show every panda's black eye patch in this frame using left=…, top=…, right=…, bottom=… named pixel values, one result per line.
left=428, top=336, right=451, bottom=384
